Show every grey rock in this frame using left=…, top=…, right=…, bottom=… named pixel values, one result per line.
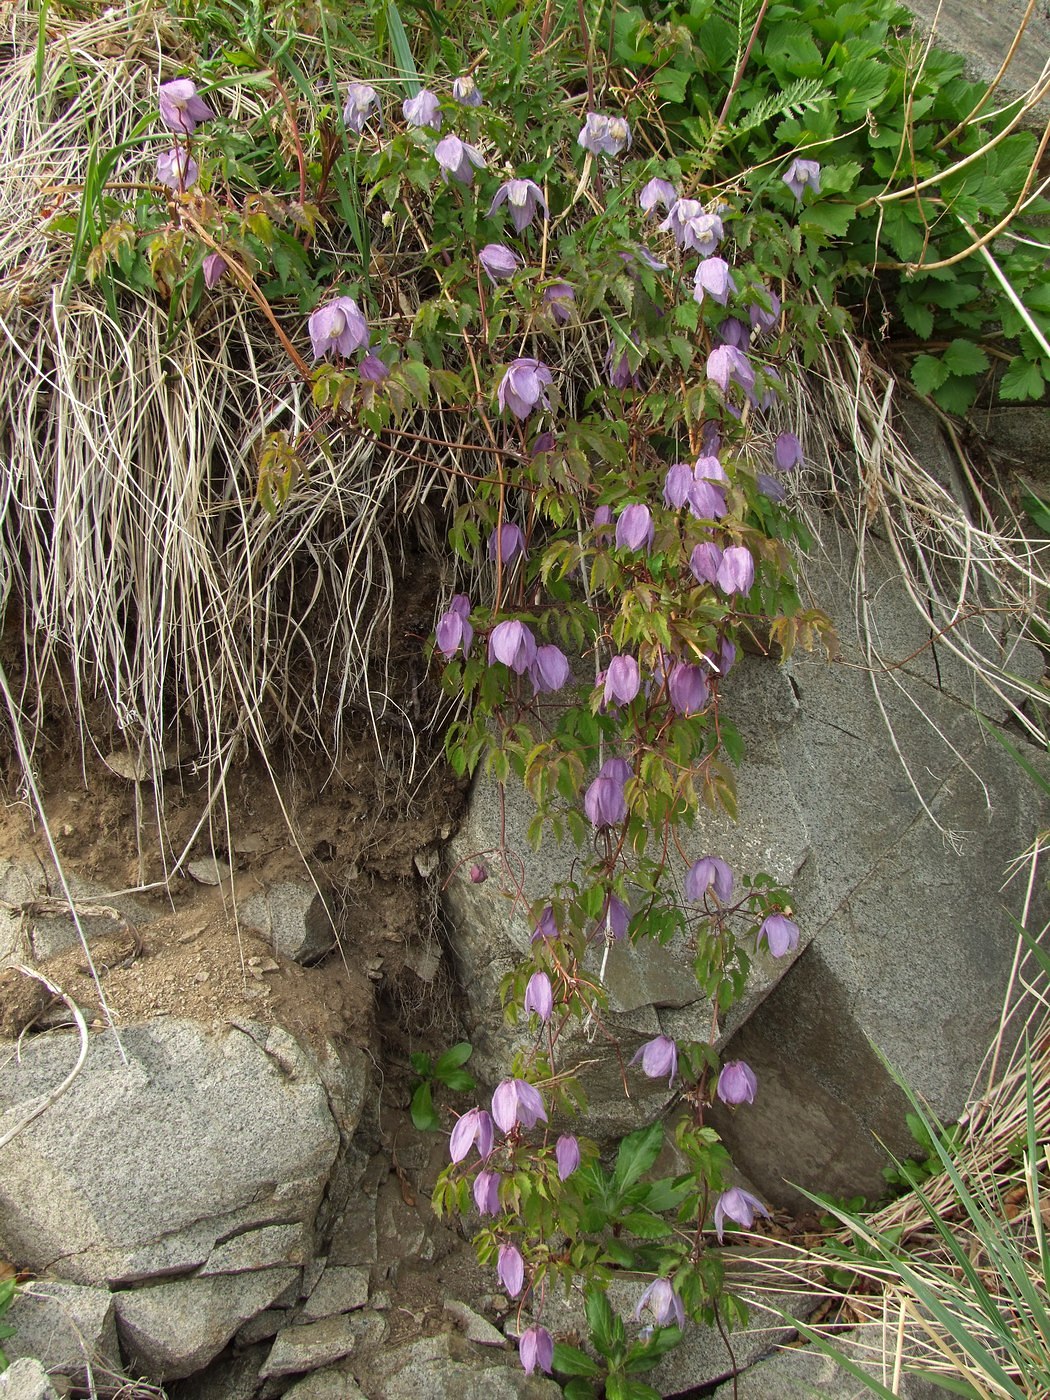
left=357, top=1332, right=561, bottom=1399
left=443, top=1300, right=507, bottom=1348
left=300, top=1266, right=370, bottom=1318
left=0, top=1020, right=356, bottom=1285
left=259, top=1316, right=358, bottom=1378
left=711, top=1329, right=945, bottom=1399
left=5, top=1281, right=118, bottom=1380
left=234, top=1308, right=290, bottom=1346
left=200, top=1224, right=308, bottom=1276
left=0, top=858, right=155, bottom=963
left=0, top=1359, right=59, bottom=1400
left=340, top=1309, right=388, bottom=1355
left=115, top=1268, right=299, bottom=1381
left=186, top=857, right=233, bottom=886
left=903, top=1, right=1050, bottom=117
left=239, top=882, right=337, bottom=965
left=710, top=522, right=1050, bottom=1205
left=283, top=1370, right=368, bottom=1399
left=167, top=1342, right=271, bottom=1400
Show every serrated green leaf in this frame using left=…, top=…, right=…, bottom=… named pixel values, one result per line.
left=999, top=355, right=1046, bottom=402
left=612, top=1122, right=663, bottom=1199
left=941, top=339, right=989, bottom=376
left=911, top=353, right=949, bottom=395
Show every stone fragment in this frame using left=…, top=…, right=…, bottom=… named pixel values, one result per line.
left=443, top=1299, right=507, bottom=1347
left=200, top=1224, right=308, bottom=1276
left=358, top=1333, right=561, bottom=1399
left=300, top=1266, right=369, bottom=1318
left=5, top=1281, right=118, bottom=1380
left=711, top=1331, right=944, bottom=1399
left=0, top=1359, right=59, bottom=1400
left=282, top=1370, right=367, bottom=1399
left=186, top=858, right=232, bottom=886
left=115, top=1268, right=299, bottom=1381
left=240, top=883, right=337, bottom=964
left=0, top=1020, right=354, bottom=1285
left=259, top=1316, right=358, bottom=1378
left=234, top=1309, right=289, bottom=1346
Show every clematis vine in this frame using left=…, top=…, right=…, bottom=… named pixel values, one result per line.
left=714, top=1186, right=769, bottom=1242
left=449, top=1106, right=493, bottom=1163
left=707, top=344, right=756, bottom=397
left=603, top=654, right=640, bottom=707
left=519, top=1327, right=554, bottom=1376
left=690, top=540, right=723, bottom=586
left=639, top=177, right=677, bottom=214
left=488, top=620, right=537, bottom=674
left=434, top=133, right=486, bottom=184
left=491, top=1077, right=548, bottom=1132
left=473, top=1169, right=501, bottom=1216
left=158, top=78, right=213, bottom=134
left=774, top=431, right=803, bottom=471
left=452, top=73, right=483, bottom=107
left=660, top=200, right=723, bottom=255
left=403, top=88, right=441, bottom=130
left=783, top=157, right=821, bottom=202
left=532, top=905, right=560, bottom=942
left=577, top=111, right=631, bottom=157
left=479, top=242, right=521, bottom=283
left=631, top=1035, right=678, bottom=1086
left=308, top=296, right=369, bottom=361
left=343, top=82, right=380, bottom=134
left=155, top=147, right=198, bottom=192
left=615, top=503, right=653, bottom=552
left=685, top=856, right=733, bottom=904
left=759, top=912, right=800, bottom=957
left=523, top=971, right=554, bottom=1021
left=635, top=1279, right=685, bottom=1329
left=497, top=358, right=553, bottom=419
left=668, top=663, right=709, bottom=716
left=555, top=1134, right=580, bottom=1181
left=530, top=644, right=570, bottom=695
left=716, top=1060, right=758, bottom=1106
left=488, top=179, right=548, bottom=232
left=716, top=545, right=755, bottom=596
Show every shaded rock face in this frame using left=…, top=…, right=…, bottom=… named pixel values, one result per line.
left=0, top=1018, right=369, bottom=1382
left=904, top=1, right=1049, bottom=115
left=443, top=520, right=1048, bottom=1201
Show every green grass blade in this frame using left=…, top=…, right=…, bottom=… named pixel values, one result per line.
left=385, top=0, right=420, bottom=93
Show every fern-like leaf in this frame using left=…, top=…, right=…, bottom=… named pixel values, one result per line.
left=736, top=77, right=829, bottom=133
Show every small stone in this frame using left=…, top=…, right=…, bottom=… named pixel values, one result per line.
left=301, top=1267, right=369, bottom=1319
left=283, top=1371, right=367, bottom=1399
left=413, top=849, right=440, bottom=879
left=443, top=1300, right=506, bottom=1347
left=0, top=1358, right=60, bottom=1400
left=187, top=858, right=232, bottom=886
left=259, top=1317, right=357, bottom=1379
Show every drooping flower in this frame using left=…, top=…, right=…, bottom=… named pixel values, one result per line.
left=706, top=344, right=755, bottom=396
left=435, top=600, right=474, bottom=658
left=668, top=663, right=709, bottom=716
left=155, top=147, right=198, bottom=192
left=469, top=862, right=488, bottom=884
left=749, top=288, right=781, bottom=336
left=685, top=856, right=733, bottom=904
left=615, top=504, right=654, bottom=552
left=488, top=178, right=548, bottom=233
left=452, top=74, right=483, bottom=107
left=491, top=1078, right=548, bottom=1132
left=716, top=317, right=751, bottom=351
left=487, top=522, right=525, bottom=565
left=621, top=245, right=669, bottom=274
left=449, top=1106, right=494, bottom=1163
left=542, top=281, right=575, bottom=326
left=532, top=905, right=560, bottom=941
left=639, top=177, right=678, bottom=215
left=606, top=340, right=641, bottom=391
left=635, top=1278, right=685, bottom=1329
left=202, top=252, right=227, bottom=288
left=694, top=455, right=728, bottom=484
left=479, top=243, right=521, bottom=283
left=690, top=541, right=723, bottom=586
left=403, top=88, right=441, bottom=130
left=519, top=1326, right=554, bottom=1376
left=714, top=1186, right=769, bottom=1242
left=497, top=1242, right=525, bottom=1297
left=488, top=620, right=537, bottom=674
left=593, top=505, right=614, bottom=539
left=434, top=133, right=486, bottom=184
left=716, top=1060, right=758, bottom=1106
left=524, top=971, right=554, bottom=1022
left=584, top=757, right=630, bottom=828
left=473, top=1169, right=501, bottom=1216
left=631, top=1035, right=678, bottom=1086
left=757, top=472, right=787, bottom=503
left=660, top=200, right=724, bottom=255
left=307, top=296, right=369, bottom=362
left=716, top=545, right=755, bottom=596
left=604, top=654, right=640, bottom=707
left=360, top=351, right=389, bottom=383
left=577, top=111, right=631, bottom=158
left=663, top=463, right=693, bottom=509
left=497, top=358, right=553, bottom=419
left=343, top=82, right=380, bottom=134
left=688, top=478, right=728, bottom=522
left=759, top=913, right=800, bottom=957
left=555, top=1134, right=580, bottom=1181
left=532, top=431, right=556, bottom=456
left=598, top=893, right=630, bottom=941
left=783, top=157, right=821, bottom=203
left=773, top=431, right=803, bottom=472
left=692, top=257, right=736, bottom=307
left=158, top=78, right=213, bottom=134
left=530, top=644, right=570, bottom=695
